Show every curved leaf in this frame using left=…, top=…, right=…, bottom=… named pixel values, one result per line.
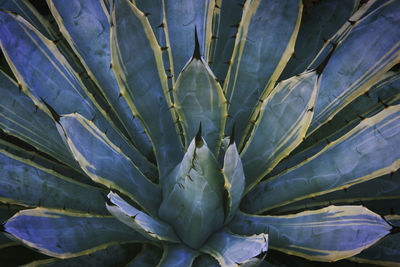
left=0, top=149, right=107, bottom=215
left=173, top=55, right=227, bottom=153
left=242, top=105, right=400, bottom=213
left=159, top=136, right=225, bottom=249
left=200, top=229, right=268, bottom=267
left=229, top=206, right=391, bottom=262
left=223, top=0, right=302, bottom=147
left=3, top=208, right=147, bottom=259
left=158, top=244, right=198, bottom=267
left=111, top=0, right=182, bottom=178
left=241, top=71, right=318, bottom=192
left=308, top=0, right=400, bottom=135
left=106, top=192, right=179, bottom=243
left=48, top=0, right=154, bottom=159
left=59, top=114, right=161, bottom=217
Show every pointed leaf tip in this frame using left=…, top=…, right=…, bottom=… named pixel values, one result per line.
left=195, top=122, right=203, bottom=147
left=193, top=26, right=201, bottom=60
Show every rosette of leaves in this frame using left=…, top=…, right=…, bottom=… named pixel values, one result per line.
left=0, top=0, right=399, bottom=266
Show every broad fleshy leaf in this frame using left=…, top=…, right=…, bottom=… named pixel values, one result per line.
left=269, top=171, right=400, bottom=216
left=48, top=0, right=154, bottom=159
left=0, top=70, right=78, bottom=170
left=350, top=232, right=400, bottom=266
left=223, top=0, right=302, bottom=147
left=159, top=137, right=225, bottom=249
left=242, top=105, right=400, bottom=213
left=0, top=149, right=107, bottom=214
left=308, top=0, right=400, bottom=134
left=241, top=71, right=318, bottom=192
left=163, top=0, right=214, bottom=80
left=111, top=0, right=183, bottom=178
left=59, top=114, right=161, bottom=216
left=222, top=139, right=245, bottom=223
left=126, top=244, right=162, bottom=267
left=106, top=192, right=179, bottom=243
left=280, top=0, right=358, bottom=79
left=173, top=53, right=227, bottom=153
left=200, top=229, right=268, bottom=267
left=3, top=208, right=147, bottom=258
left=158, top=244, right=199, bottom=267
left=229, top=206, right=391, bottom=262
left=26, top=243, right=141, bottom=266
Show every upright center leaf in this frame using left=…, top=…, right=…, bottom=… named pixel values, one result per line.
left=159, top=129, right=225, bottom=249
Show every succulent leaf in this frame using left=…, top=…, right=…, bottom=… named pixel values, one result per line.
left=243, top=105, right=400, bottom=213
left=48, top=0, right=154, bottom=159
left=229, top=206, right=391, bottom=262
left=173, top=52, right=227, bottom=154
left=159, top=137, right=225, bottom=249
left=241, top=71, right=318, bottom=193
left=3, top=208, right=147, bottom=258
left=59, top=114, right=161, bottom=216
left=200, top=229, right=268, bottom=267
left=106, top=192, right=179, bottom=243
left=110, top=0, right=183, bottom=178
left=309, top=0, right=400, bottom=135
left=223, top=0, right=302, bottom=147
left=163, top=0, right=214, bottom=79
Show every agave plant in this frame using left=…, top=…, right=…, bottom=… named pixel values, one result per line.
left=0, top=0, right=399, bottom=266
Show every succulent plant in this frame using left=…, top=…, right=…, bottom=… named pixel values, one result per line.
left=0, top=0, right=399, bottom=266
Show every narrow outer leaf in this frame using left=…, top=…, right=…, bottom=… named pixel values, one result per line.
left=173, top=55, right=227, bottom=154
left=223, top=0, right=302, bottom=147
left=229, top=206, right=392, bottom=262
left=242, top=105, right=400, bottom=213
left=111, top=0, right=183, bottom=178
left=308, top=0, right=400, bottom=135
left=126, top=244, right=162, bottom=267
left=59, top=114, right=161, bottom=217
left=3, top=208, right=147, bottom=259
left=241, top=71, right=318, bottom=193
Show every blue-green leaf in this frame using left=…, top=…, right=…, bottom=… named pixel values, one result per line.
left=48, top=0, right=154, bottom=159
left=350, top=232, right=400, bottom=266
left=222, top=139, right=245, bottom=223
left=0, top=70, right=78, bottom=170
left=200, top=229, right=268, bottom=267
left=173, top=55, right=227, bottom=153
left=3, top=208, right=147, bottom=258
left=280, top=0, right=358, bottom=79
left=241, top=71, right=318, bottom=192
left=223, top=0, right=302, bottom=147
left=159, top=137, right=225, bottom=249
left=158, top=244, right=199, bottom=267
left=163, top=0, right=214, bottom=80
left=229, top=206, right=391, bottom=262
left=111, top=0, right=182, bottom=178
left=59, top=114, right=161, bottom=217
left=192, top=254, right=220, bottom=267
left=308, top=0, right=400, bottom=135
left=106, top=192, right=179, bottom=243
left=242, top=105, right=400, bottom=213
left=126, top=244, right=162, bottom=267
left=0, top=149, right=107, bottom=215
